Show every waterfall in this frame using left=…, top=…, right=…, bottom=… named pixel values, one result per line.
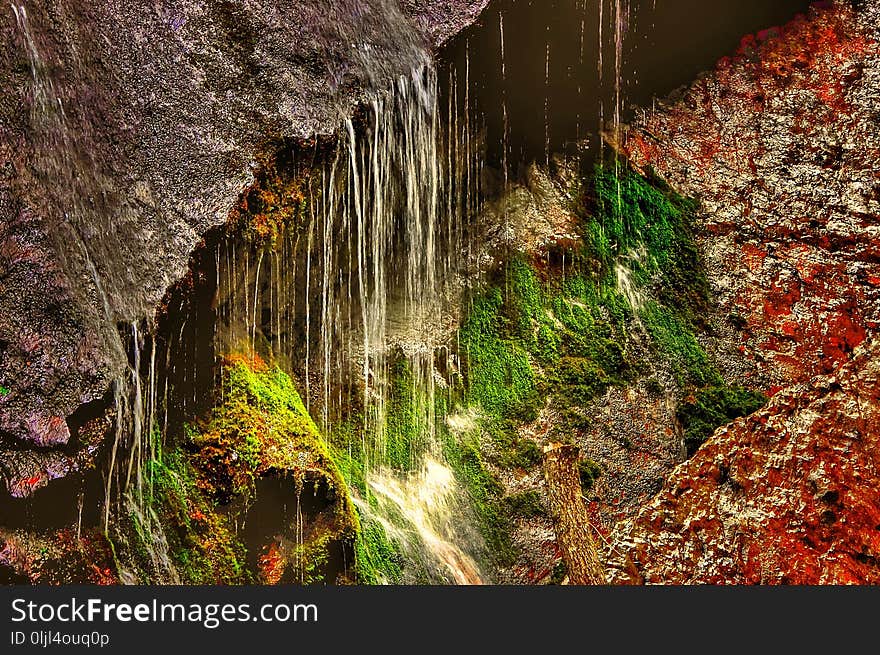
left=101, top=322, right=180, bottom=584
left=208, top=62, right=485, bottom=584
left=614, top=244, right=647, bottom=314
left=12, top=0, right=480, bottom=586
left=316, top=65, right=485, bottom=584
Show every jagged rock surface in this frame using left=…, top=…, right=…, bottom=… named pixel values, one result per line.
left=0, top=0, right=487, bottom=496
left=607, top=0, right=880, bottom=584
left=619, top=0, right=880, bottom=391
left=607, top=343, right=880, bottom=584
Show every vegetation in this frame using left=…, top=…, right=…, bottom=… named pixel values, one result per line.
left=320, top=160, right=768, bottom=584
left=442, top=159, right=768, bottom=574
left=144, top=450, right=250, bottom=584
left=678, top=386, right=767, bottom=456
left=185, top=353, right=352, bottom=509
left=641, top=301, right=722, bottom=388
left=228, top=151, right=314, bottom=244
left=117, top=353, right=357, bottom=585
left=439, top=418, right=515, bottom=568
left=549, top=560, right=568, bottom=585
left=351, top=519, right=404, bottom=585
left=326, top=436, right=406, bottom=585
left=578, top=458, right=603, bottom=493
left=123, top=159, right=767, bottom=587
left=503, top=491, right=547, bottom=519
left=458, top=285, right=540, bottom=422
left=384, top=358, right=423, bottom=472
left=587, top=164, right=711, bottom=325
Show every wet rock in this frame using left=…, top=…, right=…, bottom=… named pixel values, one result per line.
left=0, top=0, right=488, bottom=492
left=607, top=0, right=880, bottom=583
left=476, top=158, right=582, bottom=263
left=0, top=527, right=117, bottom=584
left=606, top=342, right=880, bottom=584
left=618, top=0, right=880, bottom=391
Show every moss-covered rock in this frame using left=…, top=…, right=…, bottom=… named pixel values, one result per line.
left=114, top=353, right=358, bottom=585
left=677, top=386, right=768, bottom=457
left=448, top=160, right=769, bottom=581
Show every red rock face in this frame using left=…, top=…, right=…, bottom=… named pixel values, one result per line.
left=607, top=0, right=880, bottom=584
left=621, top=0, right=880, bottom=391
left=607, top=344, right=880, bottom=584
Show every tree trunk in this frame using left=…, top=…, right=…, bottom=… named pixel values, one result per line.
left=543, top=443, right=607, bottom=585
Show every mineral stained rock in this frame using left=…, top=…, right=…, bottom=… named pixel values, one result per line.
left=618, top=0, right=880, bottom=392
left=0, top=0, right=487, bottom=495
left=607, top=342, right=880, bottom=584
left=607, top=0, right=880, bottom=584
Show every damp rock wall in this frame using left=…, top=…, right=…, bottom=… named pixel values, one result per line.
left=606, top=0, right=880, bottom=584
left=0, top=0, right=487, bottom=494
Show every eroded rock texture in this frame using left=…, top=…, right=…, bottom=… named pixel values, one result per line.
left=608, top=343, right=880, bottom=584
left=0, top=0, right=487, bottom=495
left=607, top=0, right=880, bottom=584
left=620, top=0, right=880, bottom=391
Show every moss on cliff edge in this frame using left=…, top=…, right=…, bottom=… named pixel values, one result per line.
left=448, top=161, right=767, bottom=576
left=186, top=354, right=352, bottom=506
left=115, top=354, right=358, bottom=584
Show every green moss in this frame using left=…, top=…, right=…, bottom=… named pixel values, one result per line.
left=545, top=357, right=612, bottom=406
left=325, top=436, right=406, bottom=585
left=505, top=258, right=555, bottom=356
left=443, top=161, right=740, bottom=578
left=131, top=449, right=251, bottom=585
left=352, top=519, right=404, bottom=585
left=459, top=258, right=634, bottom=426
left=578, top=458, right=603, bottom=492
left=117, top=354, right=359, bottom=585
left=678, top=386, right=767, bottom=457
left=503, top=491, right=547, bottom=519
left=0, top=386, right=9, bottom=396
left=186, top=354, right=349, bottom=505
left=501, top=437, right=544, bottom=470
left=586, top=163, right=710, bottom=324
left=459, top=287, right=541, bottom=422
left=641, top=302, right=722, bottom=388
left=385, top=358, right=425, bottom=472
left=440, top=429, right=514, bottom=568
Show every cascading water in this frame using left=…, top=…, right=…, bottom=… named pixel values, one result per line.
left=10, top=3, right=134, bottom=338
left=208, top=63, right=486, bottom=584
left=614, top=244, right=647, bottom=316
left=11, top=3, right=174, bottom=578
left=316, top=64, right=485, bottom=584
left=4, top=0, right=823, bottom=588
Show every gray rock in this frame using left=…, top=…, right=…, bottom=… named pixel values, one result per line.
left=0, top=0, right=487, bottom=493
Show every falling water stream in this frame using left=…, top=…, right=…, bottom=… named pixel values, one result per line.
left=5, top=0, right=817, bottom=585
left=10, top=1, right=183, bottom=582
left=315, top=65, right=486, bottom=584
left=195, top=0, right=814, bottom=583
left=205, top=62, right=486, bottom=583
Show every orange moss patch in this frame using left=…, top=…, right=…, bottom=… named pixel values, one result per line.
left=228, top=154, right=316, bottom=244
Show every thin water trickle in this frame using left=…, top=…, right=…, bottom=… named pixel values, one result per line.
left=442, top=0, right=811, bottom=170
left=11, top=7, right=181, bottom=572
left=205, top=62, right=486, bottom=583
